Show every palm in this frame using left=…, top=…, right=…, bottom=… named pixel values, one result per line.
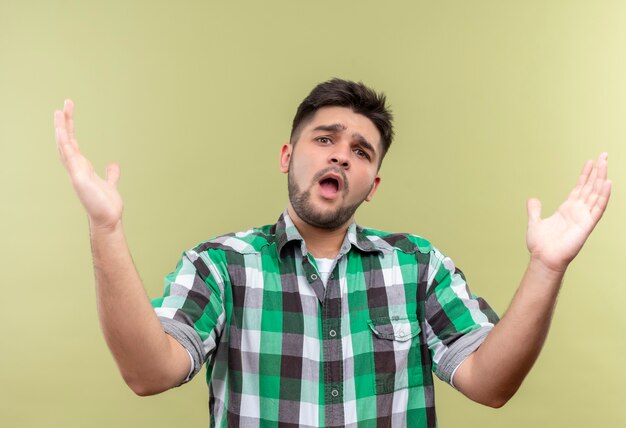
left=54, top=100, right=123, bottom=229
left=526, top=154, right=611, bottom=273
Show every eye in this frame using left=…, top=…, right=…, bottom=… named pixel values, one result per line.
left=354, top=148, right=370, bottom=160
left=316, top=136, right=332, bottom=144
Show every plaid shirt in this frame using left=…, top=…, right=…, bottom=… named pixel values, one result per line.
left=152, top=212, right=499, bottom=427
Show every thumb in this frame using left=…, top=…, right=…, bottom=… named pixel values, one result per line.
left=527, top=198, right=542, bottom=225
left=105, top=163, right=121, bottom=186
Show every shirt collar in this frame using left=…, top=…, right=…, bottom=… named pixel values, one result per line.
left=275, top=210, right=388, bottom=258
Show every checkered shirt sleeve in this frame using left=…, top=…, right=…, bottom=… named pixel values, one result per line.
left=151, top=249, right=227, bottom=383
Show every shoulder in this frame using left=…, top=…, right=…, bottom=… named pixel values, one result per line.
left=357, top=225, right=437, bottom=256
left=189, top=223, right=276, bottom=256
left=358, top=226, right=460, bottom=288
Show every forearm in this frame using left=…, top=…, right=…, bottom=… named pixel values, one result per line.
left=454, top=153, right=610, bottom=406
left=454, top=258, right=564, bottom=407
left=90, top=221, right=189, bottom=395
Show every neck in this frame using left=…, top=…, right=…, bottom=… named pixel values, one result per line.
left=286, top=205, right=351, bottom=258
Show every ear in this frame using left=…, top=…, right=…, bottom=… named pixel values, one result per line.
left=279, top=143, right=292, bottom=173
left=365, top=175, right=381, bottom=202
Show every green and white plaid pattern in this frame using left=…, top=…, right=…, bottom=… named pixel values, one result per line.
left=152, top=212, right=499, bottom=427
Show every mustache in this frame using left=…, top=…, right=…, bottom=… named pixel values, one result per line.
left=311, top=167, right=349, bottom=191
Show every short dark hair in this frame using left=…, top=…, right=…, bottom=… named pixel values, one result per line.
left=290, top=78, right=394, bottom=161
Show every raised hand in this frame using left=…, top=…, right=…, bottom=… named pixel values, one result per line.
left=54, top=100, right=123, bottom=230
left=526, top=152, right=612, bottom=273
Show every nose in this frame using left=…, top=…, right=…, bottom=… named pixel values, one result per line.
left=329, top=145, right=350, bottom=169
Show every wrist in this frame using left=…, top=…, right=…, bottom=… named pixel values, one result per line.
left=89, top=218, right=124, bottom=237
left=527, top=254, right=568, bottom=280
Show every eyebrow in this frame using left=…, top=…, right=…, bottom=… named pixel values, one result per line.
left=312, top=123, right=347, bottom=133
left=312, top=123, right=377, bottom=157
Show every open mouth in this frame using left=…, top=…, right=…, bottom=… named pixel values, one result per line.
left=319, top=177, right=340, bottom=193
left=317, top=172, right=344, bottom=199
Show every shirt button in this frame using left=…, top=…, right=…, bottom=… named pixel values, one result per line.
left=330, top=273, right=334, bottom=279
left=331, top=389, right=339, bottom=397
left=310, top=273, right=318, bottom=280
left=329, top=329, right=337, bottom=337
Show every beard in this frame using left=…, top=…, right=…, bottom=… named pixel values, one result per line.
left=288, top=166, right=372, bottom=230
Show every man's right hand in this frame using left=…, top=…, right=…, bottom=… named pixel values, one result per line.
left=54, top=99, right=123, bottom=231
left=53, top=100, right=191, bottom=395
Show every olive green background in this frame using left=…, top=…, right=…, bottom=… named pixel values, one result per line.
left=1, top=1, right=624, bottom=426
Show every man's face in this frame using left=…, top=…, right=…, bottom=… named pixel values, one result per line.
left=280, top=106, right=382, bottom=230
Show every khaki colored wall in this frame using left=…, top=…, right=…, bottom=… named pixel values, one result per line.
left=1, top=1, right=624, bottom=426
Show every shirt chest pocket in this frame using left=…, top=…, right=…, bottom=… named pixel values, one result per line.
left=367, top=317, right=423, bottom=394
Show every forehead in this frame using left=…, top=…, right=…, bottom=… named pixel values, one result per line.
left=304, top=106, right=382, bottom=146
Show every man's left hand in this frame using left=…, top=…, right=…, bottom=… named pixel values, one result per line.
left=526, top=152, right=612, bottom=274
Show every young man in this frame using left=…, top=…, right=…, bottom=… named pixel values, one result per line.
left=54, top=79, right=611, bottom=427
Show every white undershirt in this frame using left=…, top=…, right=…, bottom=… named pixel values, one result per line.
left=314, top=257, right=335, bottom=286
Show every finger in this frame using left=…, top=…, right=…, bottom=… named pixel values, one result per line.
left=590, top=179, right=612, bottom=222
left=53, top=108, right=66, bottom=132
left=55, top=110, right=81, bottom=173
left=54, top=110, right=71, bottom=158
left=586, top=153, right=609, bottom=206
left=63, top=99, right=79, bottom=151
left=579, top=158, right=599, bottom=201
left=571, top=159, right=593, bottom=198
left=527, top=198, right=542, bottom=225
left=595, top=152, right=609, bottom=180
left=105, top=163, right=121, bottom=187
left=56, top=129, right=79, bottom=173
